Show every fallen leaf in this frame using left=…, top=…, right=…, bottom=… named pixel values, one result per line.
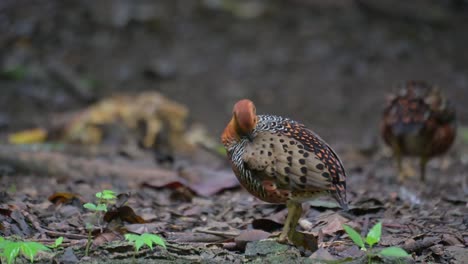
left=104, top=206, right=146, bottom=224
left=321, top=214, right=348, bottom=236
left=290, top=231, right=318, bottom=252
left=61, top=92, right=190, bottom=151
left=234, top=229, right=271, bottom=250
left=307, top=200, right=341, bottom=209
left=48, top=192, right=83, bottom=205
left=348, top=197, right=384, bottom=215
left=181, top=167, right=240, bottom=196
left=93, top=232, right=121, bottom=247
left=124, top=223, right=164, bottom=235
left=8, top=128, right=47, bottom=144
left=441, top=234, right=464, bottom=246
left=144, top=167, right=239, bottom=197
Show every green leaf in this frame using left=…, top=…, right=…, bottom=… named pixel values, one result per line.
left=143, top=238, right=153, bottom=250
left=20, top=242, right=50, bottom=262
left=135, top=239, right=145, bottom=252
left=96, top=190, right=116, bottom=200
left=83, top=203, right=97, bottom=211
left=145, top=234, right=166, bottom=249
left=85, top=223, right=94, bottom=230
left=366, top=222, right=382, bottom=248
left=125, top=234, right=139, bottom=243
left=152, top=236, right=166, bottom=248
left=0, top=236, right=6, bottom=249
left=3, top=242, right=20, bottom=264
left=380, top=247, right=410, bottom=257
left=95, top=204, right=107, bottom=212
left=52, top=237, right=63, bottom=248
left=342, top=225, right=365, bottom=250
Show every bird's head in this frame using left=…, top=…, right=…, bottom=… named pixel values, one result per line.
left=221, top=99, right=258, bottom=147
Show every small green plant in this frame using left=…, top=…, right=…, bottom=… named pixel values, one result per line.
left=342, top=222, right=410, bottom=263
left=83, top=189, right=117, bottom=213
left=83, top=190, right=117, bottom=256
left=0, top=237, right=50, bottom=264
left=125, top=233, right=166, bottom=261
left=49, top=237, right=63, bottom=249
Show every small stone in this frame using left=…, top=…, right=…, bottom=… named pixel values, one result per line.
left=60, top=247, right=79, bottom=264
left=309, top=248, right=335, bottom=261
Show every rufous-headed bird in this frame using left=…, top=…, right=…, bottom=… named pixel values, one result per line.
left=221, top=99, right=347, bottom=243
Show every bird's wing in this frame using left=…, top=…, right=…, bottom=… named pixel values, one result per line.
left=242, top=119, right=347, bottom=207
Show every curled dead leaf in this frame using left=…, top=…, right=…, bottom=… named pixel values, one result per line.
left=143, top=167, right=239, bottom=197
left=93, top=232, right=121, bottom=247
left=48, top=192, right=83, bottom=205
left=321, top=214, right=348, bottom=236
left=104, top=205, right=146, bottom=224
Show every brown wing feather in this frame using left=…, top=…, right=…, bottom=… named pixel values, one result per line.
left=281, top=120, right=347, bottom=207
left=242, top=121, right=347, bottom=208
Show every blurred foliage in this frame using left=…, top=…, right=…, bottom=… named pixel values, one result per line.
left=0, top=65, right=28, bottom=80
left=459, top=127, right=468, bottom=144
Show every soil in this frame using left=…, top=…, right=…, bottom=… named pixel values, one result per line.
left=0, top=0, right=467, bottom=263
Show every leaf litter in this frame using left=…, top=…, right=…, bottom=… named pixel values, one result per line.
left=0, top=92, right=466, bottom=263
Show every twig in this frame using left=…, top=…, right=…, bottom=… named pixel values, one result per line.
left=43, top=230, right=89, bottom=240
left=193, top=228, right=239, bottom=238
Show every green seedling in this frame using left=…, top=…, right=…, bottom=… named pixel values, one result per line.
left=83, top=203, right=108, bottom=212
left=125, top=233, right=166, bottom=262
left=0, top=237, right=50, bottom=264
left=343, top=222, right=410, bottom=263
left=49, top=237, right=63, bottom=249
left=83, top=190, right=117, bottom=256
left=96, top=190, right=117, bottom=201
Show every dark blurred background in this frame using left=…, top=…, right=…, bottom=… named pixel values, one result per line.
left=1, top=0, right=467, bottom=144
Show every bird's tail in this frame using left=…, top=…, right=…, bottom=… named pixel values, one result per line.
left=332, top=187, right=348, bottom=211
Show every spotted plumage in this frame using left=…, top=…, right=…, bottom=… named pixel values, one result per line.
left=381, top=81, right=456, bottom=182
left=221, top=99, right=347, bottom=243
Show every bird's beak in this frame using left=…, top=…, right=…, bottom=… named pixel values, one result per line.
left=247, top=133, right=254, bottom=142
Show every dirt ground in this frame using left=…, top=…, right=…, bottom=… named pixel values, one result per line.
left=0, top=0, right=467, bottom=263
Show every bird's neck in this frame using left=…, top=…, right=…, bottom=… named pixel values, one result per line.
left=221, top=118, right=241, bottom=149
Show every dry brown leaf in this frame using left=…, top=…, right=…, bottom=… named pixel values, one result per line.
left=321, top=214, right=348, bottom=236
left=62, top=91, right=191, bottom=151
left=144, top=167, right=239, bottom=197
left=93, top=232, right=121, bottom=246
left=104, top=205, right=146, bottom=224
left=48, top=192, right=83, bottom=205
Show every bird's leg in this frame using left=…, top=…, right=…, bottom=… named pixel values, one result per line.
left=419, top=156, right=428, bottom=182
left=278, top=200, right=302, bottom=243
left=394, top=147, right=406, bottom=183
left=393, top=144, right=415, bottom=182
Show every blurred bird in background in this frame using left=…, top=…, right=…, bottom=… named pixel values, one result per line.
left=381, top=81, right=456, bottom=182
